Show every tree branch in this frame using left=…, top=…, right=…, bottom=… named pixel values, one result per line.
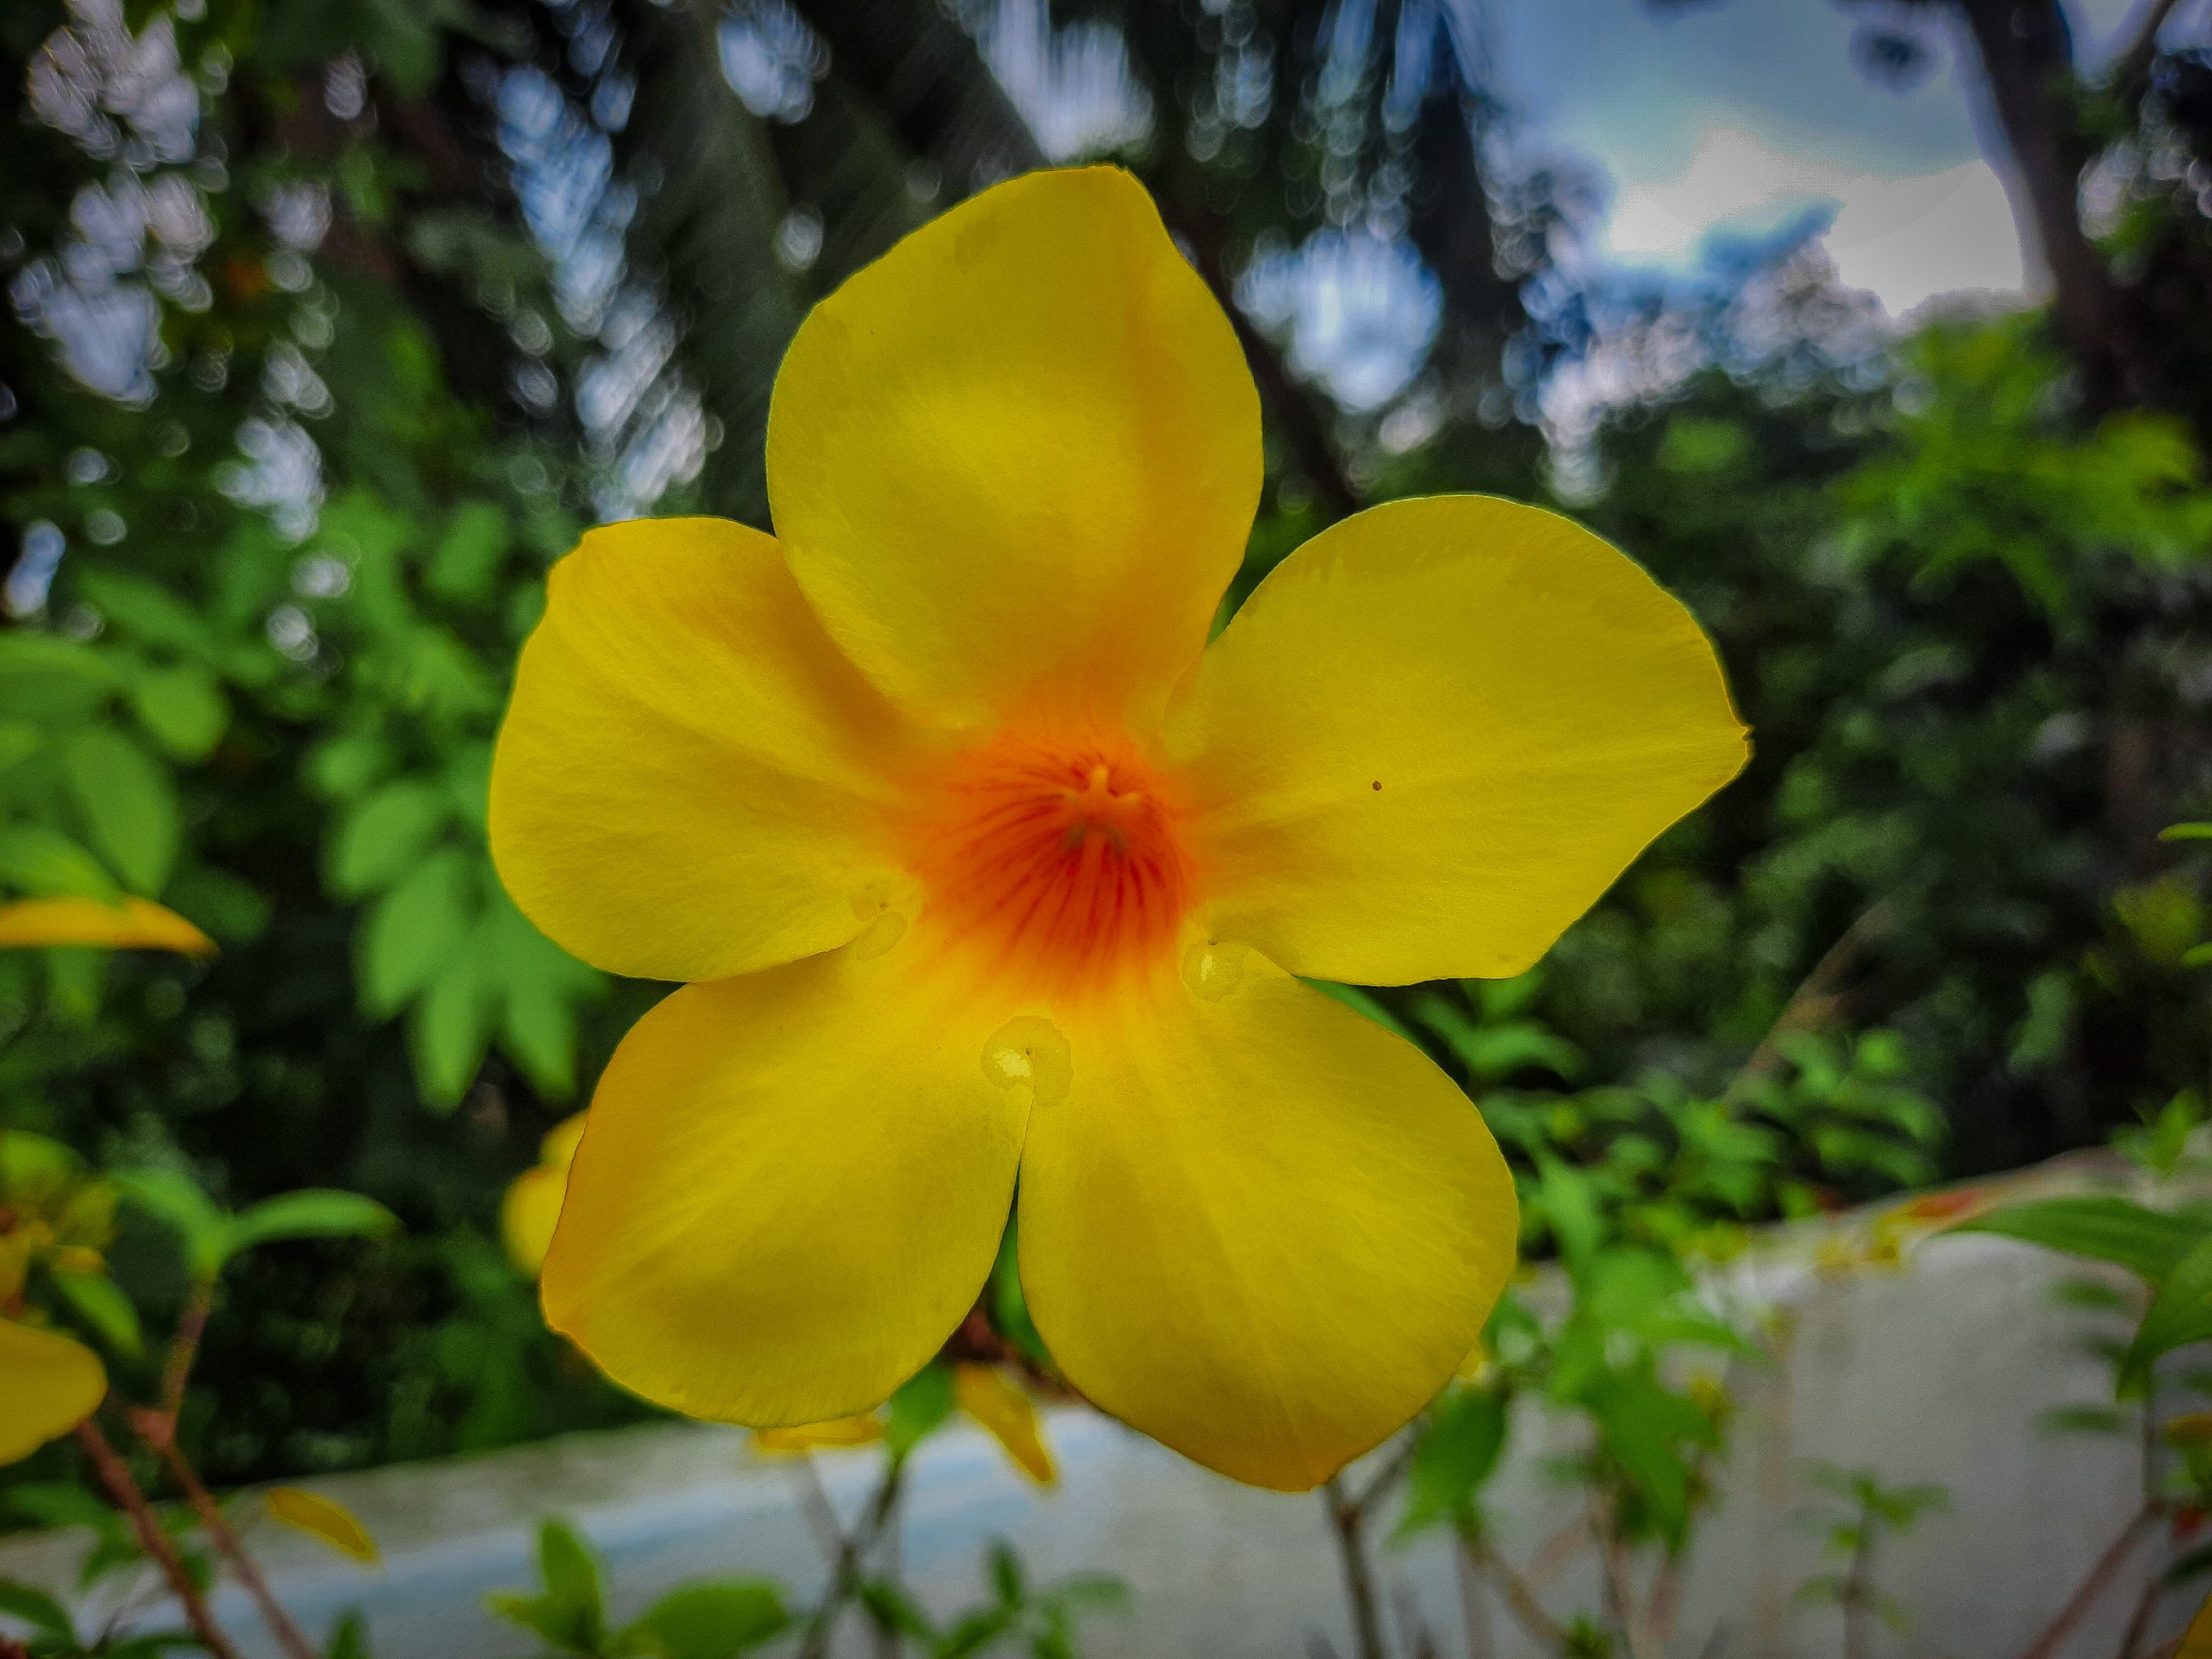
left=2107, top=0, right=2186, bottom=100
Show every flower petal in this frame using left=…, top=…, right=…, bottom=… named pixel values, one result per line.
left=1018, top=947, right=1516, bottom=1490
left=0, top=1318, right=105, bottom=1465
left=0, top=897, right=214, bottom=957
left=542, top=938, right=1028, bottom=1427
left=766, top=167, right=1261, bottom=730
left=500, top=1163, right=566, bottom=1278
left=1173, top=496, right=1747, bottom=985
left=490, top=518, right=919, bottom=982
left=953, top=1363, right=1057, bottom=1487
left=754, top=1415, right=886, bottom=1454
left=264, top=1487, right=381, bottom=1565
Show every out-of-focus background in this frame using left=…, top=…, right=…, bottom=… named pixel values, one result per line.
left=4, top=0, right=2212, bottom=1654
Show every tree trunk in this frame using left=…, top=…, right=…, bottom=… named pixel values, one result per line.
left=1951, top=0, right=2138, bottom=404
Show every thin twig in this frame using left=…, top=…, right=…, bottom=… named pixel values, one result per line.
left=132, top=1412, right=317, bottom=1659
left=73, top=1420, right=245, bottom=1659
left=798, top=1452, right=907, bottom=1659
left=1594, top=1503, right=1656, bottom=1659
left=2017, top=1503, right=2164, bottom=1659
left=1725, top=898, right=1897, bottom=1100
left=1455, top=1523, right=1568, bottom=1654
left=1323, top=1477, right=1391, bottom=1659
left=157, top=1278, right=217, bottom=1427
left=2116, top=1571, right=2164, bottom=1659
left=1450, top=1529, right=1497, bottom=1659
left=789, top=1455, right=846, bottom=1562
left=1354, top=1432, right=1423, bottom=1515
left=1523, top=1514, right=1590, bottom=1586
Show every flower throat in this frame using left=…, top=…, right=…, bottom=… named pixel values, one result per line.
left=906, top=729, right=1192, bottom=995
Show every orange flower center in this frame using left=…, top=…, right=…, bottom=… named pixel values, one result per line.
left=906, top=730, right=1192, bottom=995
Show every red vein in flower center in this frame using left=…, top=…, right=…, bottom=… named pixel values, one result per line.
left=906, top=730, right=1192, bottom=995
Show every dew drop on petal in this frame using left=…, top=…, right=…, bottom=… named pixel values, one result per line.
left=981, top=1014, right=1071, bottom=1110
left=849, top=909, right=907, bottom=961
left=1181, top=939, right=1250, bottom=1002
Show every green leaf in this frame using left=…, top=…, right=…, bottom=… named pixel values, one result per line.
left=358, top=849, right=475, bottom=1018
left=50, top=1268, right=145, bottom=1357
left=60, top=727, right=180, bottom=893
left=1397, top=1389, right=1508, bottom=1537
left=0, top=1578, right=75, bottom=1639
left=486, top=1591, right=586, bottom=1651
left=933, top=1607, right=1016, bottom=1659
left=75, top=570, right=215, bottom=659
left=410, top=938, right=494, bottom=1108
left=229, top=1190, right=398, bottom=1255
left=2123, top=1234, right=2212, bottom=1393
left=129, top=664, right=228, bottom=760
left=1535, top=1154, right=1605, bottom=1270
left=0, top=824, right=121, bottom=900
left=1952, top=1197, right=2204, bottom=1285
left=112, top=1166, right=232, bottom=1281
left=534, top=1519, right=607, bottom=1649
left=630, top=1578, right=790, bottom=1658
left=328, top=780, right=452, bottom=899
left=857, top=1579, right=936, bottom=1641
left=325, top=1610, right=371, bottom=1659
left=427, top=501, right=511, bottom=602
left=988, top=1540, right=1025, bottom=1607
left=885, top=1363, right=957, bottom=1454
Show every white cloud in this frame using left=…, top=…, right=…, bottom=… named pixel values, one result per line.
left=1600, top=126, right=2027, bottom=315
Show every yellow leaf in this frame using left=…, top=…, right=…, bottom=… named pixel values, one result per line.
left=753, top=1414, right=886, bottom=1455
left=953, top=1364, right=1056, bottom=1488
left=0, top=896, right=215, bottom=957
left=265, top=1487, right=379, bottom=1564
left=2182, top=1591, right=2212, bottom=1659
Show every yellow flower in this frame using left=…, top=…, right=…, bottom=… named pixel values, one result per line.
left=488, top=167, right=1745, bottom=1491
left=502, top=1115, right=587, bottom=1276
left=0, top=1315, right=105, bottom=1465
left=0, top=895, right=215, bottom=957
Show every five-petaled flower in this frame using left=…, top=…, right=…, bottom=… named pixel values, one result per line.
left=489, top=166, right=1746, bottom=1491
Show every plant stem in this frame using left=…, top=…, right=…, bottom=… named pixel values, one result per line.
left=1840, top=1522, right=1875, bottom=1659
left=132, top=1411, right=318, bottom=1659
left=1449, top=1530, right=1496, bottom=1659
left=158, top=1277, right=217, bottom=1427
left=2116, top=1573, right=2164, bottom=1659
left=73, top=1420, right=245, bottom=1659
left=798, top=1451, right=907, bottom=1659
left=1453, top=1522, right=1568, bottom=1655
left=1323, top=1476, right=1390, bottom=1659
left=1594, top=1505, right=1655, bottom=1659
left=2017, top=1502, right=2164, bottom=1659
